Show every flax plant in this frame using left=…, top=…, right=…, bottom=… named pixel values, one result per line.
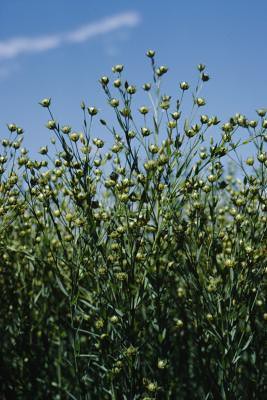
left=0, top=51, right=266, bottom=400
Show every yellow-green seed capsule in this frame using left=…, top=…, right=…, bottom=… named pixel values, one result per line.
left=100, top=76, right=109, bottom=85
left=39, top=98, right=51, bottom=107
left=109, top=98, right=119, bottom=108
left=87, top=107, right=98, bottom=116
left=46, top=120, right=57, bottom=130
left=139, top=106, right=149, bottom=115
left=196, top=97, right=206, bottom=107
left=112, top=64, right=124, bottom=73
left=180, top=81, right=189, bottom=90
left=146, top=49, right=155, bottom=58
left=127, top=85, right=136, bottom=95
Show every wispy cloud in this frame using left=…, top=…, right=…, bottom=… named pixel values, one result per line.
left=0, top=12, right=141, bottom=60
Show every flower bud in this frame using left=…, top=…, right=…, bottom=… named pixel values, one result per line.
left=262, top=119, right=267, bottom=129
left=39, top=98, right=51, bottom=108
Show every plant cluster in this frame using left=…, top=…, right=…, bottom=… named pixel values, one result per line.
left=0, top=51, right=266, bottom=399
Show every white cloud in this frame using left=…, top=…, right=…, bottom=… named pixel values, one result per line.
left=0, top=12, right=141, bottom=60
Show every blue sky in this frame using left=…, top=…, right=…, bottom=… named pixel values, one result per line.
left=0, top=0, right=267, bottom=157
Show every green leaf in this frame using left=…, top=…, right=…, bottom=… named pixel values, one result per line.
left=55, top=274, right=68, bottom=297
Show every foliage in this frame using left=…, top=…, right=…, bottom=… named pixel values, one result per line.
left=0, top=51, right=266, bottom=399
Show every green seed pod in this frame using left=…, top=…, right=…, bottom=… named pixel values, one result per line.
left=109, top=98, right=119, bottom=108
left=168, top=120, right=177, bottom=129
left=180, top=81, right=189, bottom=91
left=120, top=107, right=131, bottom=117
left=246, top=157, right=254, bottom=166
left=128, top=130, right=136, bottom=139
left=160, top=100, right=170, bottom=110
left=172, top=111, right=181, bottom=120
left=249, top=120, right=258, bottom=128
left=7, top=123, right=17, bottom=132
left=141, top=127, right=151, bottom=137
left=61, top=125, right=71, bottom=134
left=87, top=107, right=98, bottom=116
left=39, top=146, right=48, bottom=155
left=146, top=49, right=155, bottom=58
left=127, top=85, right=136, bottom=95
left=149, top=144, right=159, bottom=154
left=257, top=152, right=266, bottom=163
left=112, top=64, right=124, bottom=73
left=156, top=66, right=168, bottom=76
left=196, top=97, right=206, bottom=107
left=139, top=106, right=149, bottom=115
left=143, top=83, right=151, bottom=91
left=39, top=98, right=51, bottom=108
left=46, top=120, right=57, bottom=130
left=16, top=127, right=24, bottom=135
left=113, top=79, right=121, bottom=88
left=100, top=76, right=109, bottom=86
left=201, top=73, right=210, bottom=81
left=256, top=109, right=266, bottom=117
left=70, top=132, right=79, bottom=142
left=198, top=63, right=206, bottom=72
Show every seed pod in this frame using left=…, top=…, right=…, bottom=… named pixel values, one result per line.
left=146, top=49, right=155, bottom=58
left=87, top=107, right=98, bottom=116
left=39, top=98, right=51, bottom=107
left=180, top=81, right=189, bottom=90
left=112, top=64, right=124, bottom=73
left=143, top=83, right=151, bottom=91
left=100, top=76, right=109, bottom=86
left=46, top=120, right=57, bottom=130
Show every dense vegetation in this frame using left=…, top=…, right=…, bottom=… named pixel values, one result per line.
left=0, top=51, right=266, bottom=399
